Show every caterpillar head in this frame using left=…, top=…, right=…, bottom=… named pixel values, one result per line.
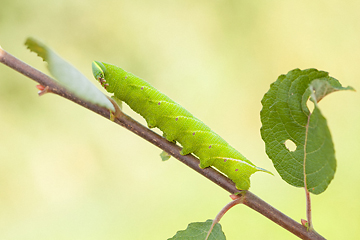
left=92, top=61, right=110, bottom=90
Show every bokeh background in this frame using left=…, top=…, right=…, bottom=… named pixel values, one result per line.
left=1, top=0, right=359, bottom=239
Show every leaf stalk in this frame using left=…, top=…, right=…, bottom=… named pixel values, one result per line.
left=305, top=188, right=314, bottom=231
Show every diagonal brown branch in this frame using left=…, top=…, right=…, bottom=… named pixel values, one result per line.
left=0, top=46, right=326, bottom=240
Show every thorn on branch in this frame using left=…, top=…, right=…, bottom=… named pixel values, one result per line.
left=36, top=85, right=51, bottom=96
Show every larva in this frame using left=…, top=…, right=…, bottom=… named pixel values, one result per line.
left=92, top=61, right=269, bottom=190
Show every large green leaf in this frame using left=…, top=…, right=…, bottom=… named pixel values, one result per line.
left=260, top=68, right=354, bottom=194
left=25, top=37, right=114, bottom=111
left=168, top=220, right=226, bottom=240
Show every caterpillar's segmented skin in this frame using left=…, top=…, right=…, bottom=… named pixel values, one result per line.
left=92, top=61, right=269, bottom=190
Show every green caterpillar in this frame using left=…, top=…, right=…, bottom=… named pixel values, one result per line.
left=92, top=61, right=269, bottom=190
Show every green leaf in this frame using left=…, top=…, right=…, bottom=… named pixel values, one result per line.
left=260, top=68, right=354, bottom=194
left=25, top=37, right=114, bottom=112
left=168, top=220, right=226, bottom=240
left=160, top=150, right=171, bottom=161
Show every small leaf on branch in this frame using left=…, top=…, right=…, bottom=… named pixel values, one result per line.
left=168, top=220, right=226, bottom=240
left=260, top=68, right=354, bottom=194
left=160, top=150, right=171, bottom=161
left=25, top=37, right=115, bottom=112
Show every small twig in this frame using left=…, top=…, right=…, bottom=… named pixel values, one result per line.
left=0, top=47, right=326, bottom=240
left=205, top=194, right=245, bottom=240
left=303, top=188, right=314, bottom=231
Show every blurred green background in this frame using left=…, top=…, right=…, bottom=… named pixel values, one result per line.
left=1, top=0, right=359, bottom=239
